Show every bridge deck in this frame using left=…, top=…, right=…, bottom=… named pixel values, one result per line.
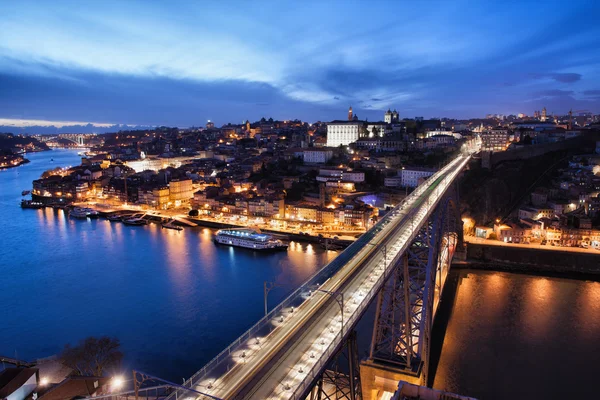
left=171, top=155, right=471, bottom=400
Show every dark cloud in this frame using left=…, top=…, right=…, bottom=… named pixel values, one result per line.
left=533, top=89, right=575, bottom=97
left=583, top=90, right=600, bottom=98
left=529, top=72, right=582, bottom=83
left=333, top=96, right=340, bottom=100
left=550, top=73, right=582, bottom=83
left=0, top=68, right=348, bottom=126
left=371, top=98, right=383, bottom=101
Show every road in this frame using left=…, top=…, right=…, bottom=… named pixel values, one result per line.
left=173, top=154, right=471, bottom=400
left=465, top=235, right=600, bottom=255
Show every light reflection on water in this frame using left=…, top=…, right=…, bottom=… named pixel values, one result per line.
left=0, top=150, right=338, bottom=381
left=434, top=270, right=600, bottom=400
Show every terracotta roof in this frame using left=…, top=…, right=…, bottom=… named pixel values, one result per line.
left=0, top=368, right=38, bottom=398
left=39, top=376, right=109, bottom=400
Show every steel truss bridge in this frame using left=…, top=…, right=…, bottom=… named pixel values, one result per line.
left=167, top=153, right=472, bottom=400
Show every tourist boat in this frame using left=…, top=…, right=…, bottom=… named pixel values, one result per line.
left=69, top=208, right=89, bottom=219
left=122, top=217, right=147, bottom=226
left=214, top=228, right=288, bottom=251
left=161, top=219, right=183, bottom=231
left=20, top=200, right=43, bottom=209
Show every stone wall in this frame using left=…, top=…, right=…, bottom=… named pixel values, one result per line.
left=455, top=243, right=600, bottom=277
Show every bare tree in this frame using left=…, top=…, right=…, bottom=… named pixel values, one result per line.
left=61, top=336, right=123, bottom=376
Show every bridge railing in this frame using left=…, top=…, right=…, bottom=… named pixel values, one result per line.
left=169, top=190, right=418, bottom=398
left=169, top=155, right=469, bottom=399
left=289, top=158, right=470, bottom=399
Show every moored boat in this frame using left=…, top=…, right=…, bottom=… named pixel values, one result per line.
left=161, top=219, right=183, bottom=231
left=69, top=208, right=89, bottom=219
left=20, top=200, right=43, bottom=209
left=123, top=217, right=147, bottom=226
left=214, top=228, right=288, bottom=251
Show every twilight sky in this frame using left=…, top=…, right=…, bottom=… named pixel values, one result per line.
left=1, top=0, right=600, bottom=129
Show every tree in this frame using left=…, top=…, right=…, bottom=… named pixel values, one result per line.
left=61, top=336, right=123, bottom=376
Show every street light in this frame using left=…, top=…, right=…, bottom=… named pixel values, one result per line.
left=316, top=289, right=344, bottom=337
left=264, top=281, right=281, bottom=316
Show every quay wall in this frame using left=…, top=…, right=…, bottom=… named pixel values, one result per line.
left=453, top=243, right=600, bottom=277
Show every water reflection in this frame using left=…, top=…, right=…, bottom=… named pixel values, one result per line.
left=0, top=150, right=337, bottom=380
left=434, top=270, right=600, bottom=400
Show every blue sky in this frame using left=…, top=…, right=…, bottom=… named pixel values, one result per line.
left=1, top=0, right=600, bottom=128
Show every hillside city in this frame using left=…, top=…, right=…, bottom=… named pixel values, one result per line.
left=6, top=106, right=600, bottom=247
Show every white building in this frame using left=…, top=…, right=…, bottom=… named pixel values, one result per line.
left=366, top=123, right=389, bottom=138
left=384, top=176, right=403, bottom=187
left=401, top=167, right=436, bottom=188
left=317, top=168, right=365, bottom=183
left=327, top=121, right=362, bottom=147
left=303, top=149, right=333, bottom=164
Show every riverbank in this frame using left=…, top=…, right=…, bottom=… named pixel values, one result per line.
left=453, top=242, right=600, bottom=279
left=0, top=156, right=30, bottom=170
left=72, top=203, right=357, bottom=247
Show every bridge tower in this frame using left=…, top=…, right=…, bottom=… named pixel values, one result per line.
left=361, top=184, right=463, bottom=399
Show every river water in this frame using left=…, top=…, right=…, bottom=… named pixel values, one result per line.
left=0, top=149, right=337, bottom=380
left=433, top=269, right=600, bottom=399
left=1, top=150, right=598, bottom=399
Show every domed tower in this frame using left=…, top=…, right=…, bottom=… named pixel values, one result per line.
left=384, top=109, right=392, bottom=124
left=392, top=109, right=399, bottom=123
left=348, top=106, right=353, bottom=121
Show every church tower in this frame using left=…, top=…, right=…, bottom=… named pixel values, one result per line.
left=348, top=106, right=353, bottom=121
left=384, top=109, right=392, bottom=124
left=541, top=107, right=547, bottom=122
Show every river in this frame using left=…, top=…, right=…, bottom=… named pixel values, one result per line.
left=433, top=269, right=600, bottom=400
left=0, top=149, right=337, bottom=380
left=1, top=150, right=598, bottom=399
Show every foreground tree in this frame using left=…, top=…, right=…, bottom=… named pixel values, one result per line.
left=61, top=336, right=123, bottom=376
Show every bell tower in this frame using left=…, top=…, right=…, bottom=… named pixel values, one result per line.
left=348, top=106, right=353, bottom=121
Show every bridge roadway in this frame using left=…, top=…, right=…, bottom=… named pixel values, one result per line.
left=178, top=155, right=471, bottom=400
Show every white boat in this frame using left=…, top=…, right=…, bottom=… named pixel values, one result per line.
left=214, top=228, right=288, bottom=251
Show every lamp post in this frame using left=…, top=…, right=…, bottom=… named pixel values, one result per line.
left=317, top=289, right=344, bottom=337
left=264, top=281, right=281, bottom=316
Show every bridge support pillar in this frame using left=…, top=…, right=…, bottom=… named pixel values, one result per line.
left=360, top=358, right=422, bottom=400
left=361, top=190, right=463, bottom=400
left=308, top=330, right=362, bottom=400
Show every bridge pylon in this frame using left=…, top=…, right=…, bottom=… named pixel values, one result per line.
left=360, top=188, right=462, bottom=400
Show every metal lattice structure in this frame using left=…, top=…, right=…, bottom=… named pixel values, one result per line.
left=308, top=331, right=362, bottom=400
left=369, top=187, right=462, bottom=383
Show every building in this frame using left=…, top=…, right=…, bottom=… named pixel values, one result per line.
left=384, top=109, right=400, bottom=124
left=38, top=376, right=110, bottom=400
left=303, top=149, right=333, bottom=164
left=481, top=127, right=510, bottom=152
left=0, top=368, right=39, bottom=400
left=317, top=168, right=365, bottom=183
left=169, top=178, right=194, bottom=207
left=326, top=121, right=363, bottom=147
left=138, top=185, right=170, bottom=209
left=401, top=167, right=436, bottom=188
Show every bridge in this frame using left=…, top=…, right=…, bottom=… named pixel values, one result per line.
left=167, top=150, right=475, bottom=400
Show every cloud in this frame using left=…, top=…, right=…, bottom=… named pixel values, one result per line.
left=583, top=90, right=600, bottom=98
left=550, top=73, right=582, bottom=83
left=533, top=89, right=575, bottom=97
